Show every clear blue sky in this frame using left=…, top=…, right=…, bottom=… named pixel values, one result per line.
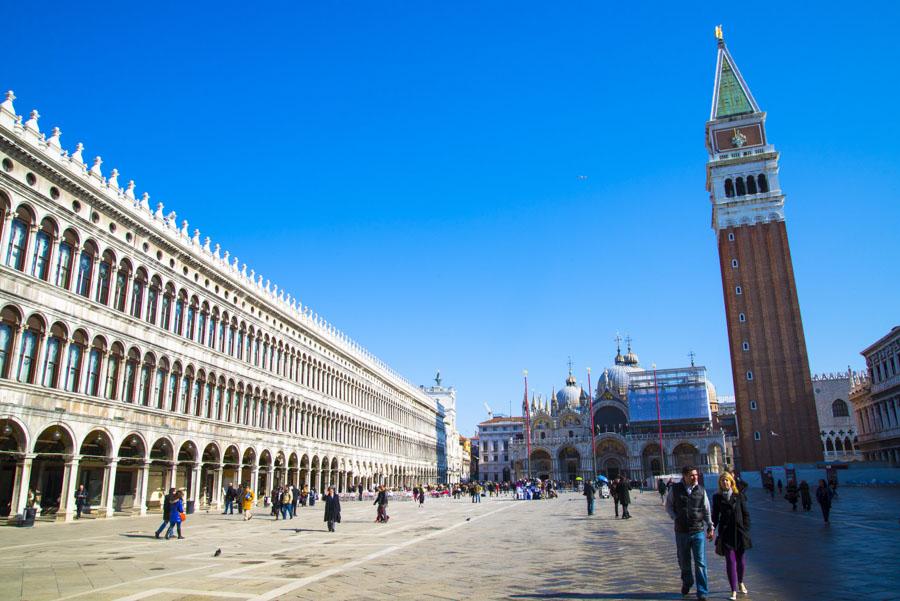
left=8, top=3, right=899, bottom=435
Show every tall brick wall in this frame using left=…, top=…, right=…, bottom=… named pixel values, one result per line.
left=718, top=221, right=821, bottom=470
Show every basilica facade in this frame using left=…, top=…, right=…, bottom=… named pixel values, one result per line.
left=509, top=344, right=734, bottom=484
left=0, top=91, right=458, bottom=522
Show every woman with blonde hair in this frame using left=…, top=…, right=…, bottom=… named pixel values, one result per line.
left=712, top=472, right=751, bottom=600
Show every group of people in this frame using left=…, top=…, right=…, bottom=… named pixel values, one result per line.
left=582, top=477, right=630, bottom=518
left=779, top=478, right=836, bottom=522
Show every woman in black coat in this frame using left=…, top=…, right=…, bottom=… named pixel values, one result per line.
left=373, top=485, right=389, bottom=523
left=323, top=487, right=341, bottom=532
left=712, top=473, right=752, bottom=600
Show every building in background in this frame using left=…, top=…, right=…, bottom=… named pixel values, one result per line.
left=421, top=371, right=462, bottom=484
left=458, top=435, right=471, bottom=482
left=850, top=326, right=900, bottom=465
left=504, top=342, right=734, bottom=484
left=705, top=31, right=821, bottom=470
left=0, top=91, right=449, bottom=522
left=812, top=370, right=862, bottom=462
left=475, top=415, right=524, bottom=483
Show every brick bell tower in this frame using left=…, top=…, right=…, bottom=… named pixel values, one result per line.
left=705, top=27, right=821, bottom=471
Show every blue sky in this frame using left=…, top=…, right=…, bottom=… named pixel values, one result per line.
left=7, top=3, right=899, bottom=435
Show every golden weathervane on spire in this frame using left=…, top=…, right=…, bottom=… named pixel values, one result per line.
left=715, top=24, right=724, bottom=40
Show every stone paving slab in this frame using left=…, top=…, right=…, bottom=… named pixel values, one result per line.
left=0, top=487, right=898, bottom=601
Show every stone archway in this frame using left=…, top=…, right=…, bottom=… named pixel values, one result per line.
left=0, top=419, right=28, bottom=517
left=529, top=449, right=552, bottom=480
left=557, top=446, right=581, bottom=484
left=673, top=443, right=700, bottom=471
left=642, top=443, right=665, bottom=480
left=595, top=437, right=628, bottom=480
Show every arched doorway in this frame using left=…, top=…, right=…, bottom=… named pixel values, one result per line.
left=673, top=443, right=699, bottom=471
left=310, top=456, right=320, bottom=493
left=115, top=434, right=147, bottom=513
left=148, top=438, right=174, bottom=511
left=31, top=425, right=76, bottom=515
left=595, top=437, right=628, bottom=480
left=0, top=419, right=27, bottom=517
left=241, top=448, right=256, bottom=491
left=258, top=450, right=272, bottom=497
left=642, top=443, right=665, bottom=480
left=177, top=441, right=198, bottom=500
left=223, top=445, right=240, bottom=490
left=529, top=449, right=552, bottom=480
left=299, top=454, right=309, bottom=489
left=558, top=446, right=581, bottom=484
left=287, top=453, right=298, bottom=488
left=200, top=443, right=220, bottom=507
left=78, top=429, right=113, bottom=512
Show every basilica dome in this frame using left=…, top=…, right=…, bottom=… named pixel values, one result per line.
left=556, top=372, right=583, bottom=411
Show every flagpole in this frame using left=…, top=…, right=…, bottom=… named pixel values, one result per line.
left=653, top=363, right=665, bottom=476
left=523, top=369, right=531, bottom=480
left=587, top=367, right=596, bottom=483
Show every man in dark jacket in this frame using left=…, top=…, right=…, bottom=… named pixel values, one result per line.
left=74, top=484, right=89, bottom=519
left=155, top=488, right=175, bottom=538
left=374, top=485, right=389, bottom=522
left=583, top=480, right=595, bottom=516
left=666, top=465, right=713, bottom=601
left=616, top=478, right=632, bottom=519
left=610, top=478, right=620, bottom=517
left=223, top=483, right=236, bottom=515
left=323, top=486, right=341, bottom=532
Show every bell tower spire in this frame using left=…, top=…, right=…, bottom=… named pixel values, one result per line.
left=705, top=28, right=820, bottom=470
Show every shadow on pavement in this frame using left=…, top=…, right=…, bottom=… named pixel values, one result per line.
left=509, top=593, right=683, bottom=600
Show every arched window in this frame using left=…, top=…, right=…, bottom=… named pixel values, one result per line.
left=123, top=347, right=140, bottom=402
left=757, top=174, right=768, bottom=193
left=86, top=337, right=105, bottom=396
left=16, top=314, right=44, bottom=384
left=746, top=175, right=757, bottom=194
left=181, top=366, right=194, bottom=415
left=146, top=277, right=161, bottom=326
left=185, top=297, right=198, bottom=340
left=173, top=291, right=186, bottom=335
left=75, top=242, right=96, bottom=298
left=5, top=207, right=33, bottom=271
left=155, top=357, right=169, bottom=408
left=168, top=362, right=182, bottom=412
left=207, top=308, right=218, bottom=349
left=832, top=398, right=849, bottom=418
left=130, top=269, right=147, bottom=318
left=0, top=306, right=23, bottom=378
left=106, top=343, right=124, bottom=399
left=735, top=177, right=746, bottom=196
left=96, top=251, right=114, bottom=305
left=197, top=304, right=209, bottom=345
left=64, top=330, right=88, bottom=393
left=825, top=438, right=834, bottom=452
left=724, top=178, right=734, bottom=198
left=113, top=261, right=131, bottom=312
left=55, top=229, right=79, bottom=290
left=160, top=284, right=175, bottom=330
left=228, top=320, right=237, bottom=356
left=835, top=438, right=844, bottom=451
left=30, top=218, right=56, bottom=280
left=139, top=353, right=155, bottom=405
left=42, top=322, right=67, bottom=388
left=237, top=325, right=245, bottom=360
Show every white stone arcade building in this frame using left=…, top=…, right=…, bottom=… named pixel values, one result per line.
left=0, top=90, right=456, bottom=522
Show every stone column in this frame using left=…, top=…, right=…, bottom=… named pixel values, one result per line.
left=212, top=463, right=224, bottom=509
left=122, top=272, right=134, bottom=315
left=168, top=461, right=178, bottom=491
left=190, top=464, right=201, bottom=505
left=250, top=466, right=259, bottom=504
left=22, top=224, right=39, bottom=275
left=0, top=209, right=14, bottom=259
left=103, top=459, right=119, bottom=517
left=135, top=461, right=150, bottom=516
left=61, top=455, right=82, bottom=522
left=11, top=453, right=35, bottom=517
left=89, top=252, right=101, bottom=300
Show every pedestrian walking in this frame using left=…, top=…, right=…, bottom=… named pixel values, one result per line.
left=611, top=478, right=621, bottom=518
left=583, top=479, right=595, bottom=516
left=241, top=485, right=255, bottom=520
left=223, top=483, right=236, bottom=515
left=300, top=486, right=308, bottom=507
left=776, top=479, right=783, bottom=495
left=280, top=486, right=293, bottom=520
left=785, top=480, right=799, bottom=511
left=165, top=490, right=185, bottom=540
left=816, top=479, right=833, bottom=524
left=74, top=484, right=88, bottom=519
left=657, top=478, right=667, bottom=505
left=712, top=472, right=751, bottom=601
left=308, top=488, right=317, bottom=507
left=291, top=485, right=300, bottom=515
left=418, top=486, right=426, bottom=508
left=616, top=478, right=632, bottom=519
left=357, top=485, right=364, bottom=501
left=666, top=465, right=714, bottom=601
left=271, top=486, right=282, bottom=519
left=323, top=486, right=341, bottom=532
left=374, top=485, right=389, bottom=522
left=155, top=488, right=175, bottom=538
left=799, top=480, right=812, bottom=511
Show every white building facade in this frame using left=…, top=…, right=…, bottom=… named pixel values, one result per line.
left=812, top=371, right=862, bottom=462
left=0, top=91, right=447, bottom=522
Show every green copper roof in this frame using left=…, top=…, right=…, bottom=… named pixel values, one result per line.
left=716, top=57, right=753, bottom=118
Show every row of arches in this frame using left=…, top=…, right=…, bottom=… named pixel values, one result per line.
left=0, top=302, right=437, bottom=461
left=0, top=417, right=439, bottom=519
left=0, top=191, right=433, bottom=433
left=724, top=174, right=768, bottom=198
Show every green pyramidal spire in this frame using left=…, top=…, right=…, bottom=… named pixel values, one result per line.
left=716, top=57, right=753, bottom=118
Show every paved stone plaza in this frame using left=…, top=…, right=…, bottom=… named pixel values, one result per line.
left=0, top=487, right=898, bottom=601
